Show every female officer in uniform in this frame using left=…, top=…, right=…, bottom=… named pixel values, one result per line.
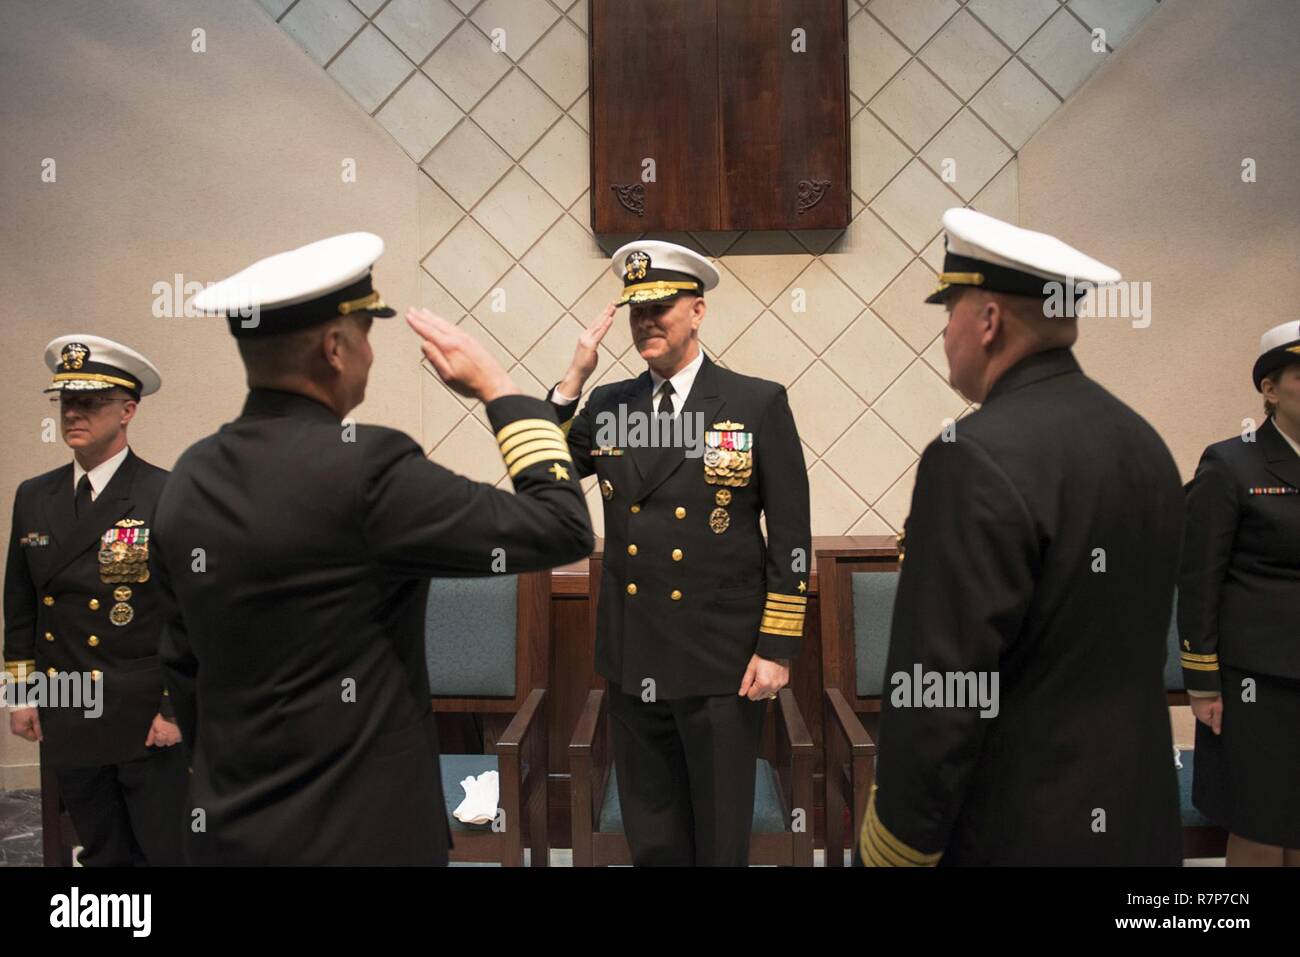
left=1179, top=320, right=1300, bottom=866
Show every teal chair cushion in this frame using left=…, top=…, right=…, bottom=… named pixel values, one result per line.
left=425, top=576, right=518, bottom=697
left=1175, top=750, right=1216, bottom=829
left=597, top=759, right=787, bottom=834
left=441, top=753, right=499, bottom=832
left=851, top=571, right=899, bottom=696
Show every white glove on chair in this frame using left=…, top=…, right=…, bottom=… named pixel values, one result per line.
left=453, top=770, right=500, bottom=825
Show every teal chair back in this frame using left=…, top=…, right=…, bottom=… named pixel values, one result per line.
left=425, top=576, right=519, bottom=698
left=850, top=570, right=899, bottom=697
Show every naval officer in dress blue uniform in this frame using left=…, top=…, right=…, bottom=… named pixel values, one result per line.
left=1180, top=319, right=1300, bottom=866
left=548, top=240, right=812, bottom=865
left=5, top=336, right=186, bottom=865
left=153, top=232, right=592, bottom=864
left=859, top=209, right=1184, bottom=866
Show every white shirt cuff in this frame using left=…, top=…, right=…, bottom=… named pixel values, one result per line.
left=551, top=384, right=579, bottom=405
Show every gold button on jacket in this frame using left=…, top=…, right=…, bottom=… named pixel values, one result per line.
left=674, top=506, right=686, bottom=519
left=670, top=590, right=682, bottom=601
left=671, top=548, right=683, bottom=561
left=43, top=595, right=54, bottom=606
left=87, top=635, right=100, bottom=647
left=626, top=583, right=638, bottom=596
left=88, top=598, right=100, bottom=610
left=627, top=544, right=638, bottom=556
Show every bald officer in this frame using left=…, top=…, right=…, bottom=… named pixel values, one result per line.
left=154, top=233, right=592, bottom=865
left=4, top=336, right=186, bottom=865
left=859, top=209, right=1183, bottom=866
left=549, top=240, right=811, bottom=865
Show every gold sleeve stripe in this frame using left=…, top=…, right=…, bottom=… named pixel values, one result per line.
left=496, top=417, right=565, bottom=444
left=507, top=448, right=573, bottom=478
left=500, top=427, right=566, bottom=458
left=1180, top=651, right=1219, bottom=662
left=859, top=787, right=942, bottom=868
left=765, top=593, right=807, bottom=606
left=1181, top=660, right=1220, bottom=672
left=3, top=659, right=36, bottom=681
left=760, top=619, right=803, bottom=637
left=502, top=436, right=571, bottom=468
left=760, top=608, right=805, bottom=621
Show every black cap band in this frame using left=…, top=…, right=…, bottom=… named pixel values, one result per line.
left=1253, top=343, right=1300, bottom=391
left=223, top=273, right=396, bottom=339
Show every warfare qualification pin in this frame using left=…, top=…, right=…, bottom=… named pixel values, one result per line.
left=709, top=507, right=730, bottom=534
left=109, top=602, right=134, bottom=626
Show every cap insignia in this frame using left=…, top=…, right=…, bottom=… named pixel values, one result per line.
left=624, top=251, right=650, bottom=282
left=60, top=343, right=89, bottom=371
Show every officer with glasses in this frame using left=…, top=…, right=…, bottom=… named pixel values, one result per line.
left=3, top=335, right=185, bottom=865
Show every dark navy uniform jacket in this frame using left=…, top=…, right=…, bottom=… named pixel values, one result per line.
left=153, top=389, right=592, bottom=865
left=862, top=349, right=1184, bottom=866
left=1178, top=416, right=1300, bottom=690
left=550, top=355, right=812, bottom=699
left=4, top=450, right=173, bottom=769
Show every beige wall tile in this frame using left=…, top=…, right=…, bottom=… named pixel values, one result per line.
left=873, top=361, right=968, bottom=453
left=847, top=9, right=910, bottom=102
left=424, top=22, right=512, bottom=111
left=471, top=0, right=561, bottom=63
left=823, top=307, right=914, bottom=404
left=421, top=119, right=512, bottom=208
left=868, top=60, right=961, bottom=151
left=824, top=412, right=915, bottom=504
left=866, top=0, right=959, bottom=53
left=471, top=167, right=565, bottom=258
left=919, top=9, right=1010, bottom=101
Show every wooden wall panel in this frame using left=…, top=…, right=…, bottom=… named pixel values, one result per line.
left=590, top=0, right=721, bottom=232
left=716, top=0, right=850, bottom=229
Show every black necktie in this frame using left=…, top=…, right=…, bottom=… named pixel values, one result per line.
left=75, top=474, right=93, bottom=519
left=656, top=380, right=676, bottom=417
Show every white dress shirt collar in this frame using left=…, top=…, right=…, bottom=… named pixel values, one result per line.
left=73, top=445, right=130, bottom=502
left=1274, top=417, right=1300, bottom=459
left=649, top=348, right=706, bottom=413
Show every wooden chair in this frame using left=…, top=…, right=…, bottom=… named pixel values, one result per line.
left=816, top=539, right=898, bottom=867
left=426, top=572, right=552, bottom=866
left=568, top=551, right=816, bottom=866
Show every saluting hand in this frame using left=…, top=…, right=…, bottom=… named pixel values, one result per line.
left=406, top=307, right=521, bottom=404
left=1190, top=695, right=1223, bottom=735
left=9, top=707, right=42, bottom=743
left=557, top=303, right=616, bottom=399
left=145, top=713, right=181, bottom=748
left=739, top=654, right=789, bottom=701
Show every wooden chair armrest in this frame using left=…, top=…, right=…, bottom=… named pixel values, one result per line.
left=569, top=688, right=605, bottom=754
left=774, top=687, right=814, bottom=752
left=825, top=687, right=876, bottom=756
left=496, top=688, right=545, bottom=754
